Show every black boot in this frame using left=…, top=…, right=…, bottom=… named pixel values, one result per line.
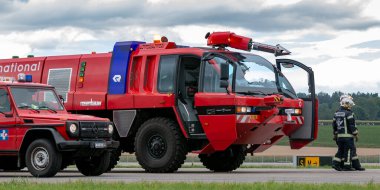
left=332, top=160, right=342, bottom=171
left=352, top=159, right=365, bottom=171
left=342, top=166, right=355, bottom=171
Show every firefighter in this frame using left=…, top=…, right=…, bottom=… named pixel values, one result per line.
left=332, top=95, right=365, bottom=171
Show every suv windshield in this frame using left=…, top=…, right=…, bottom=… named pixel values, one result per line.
left=10, top=87, right=64, bottom=111
left=220, top=53, right=297, bottom=98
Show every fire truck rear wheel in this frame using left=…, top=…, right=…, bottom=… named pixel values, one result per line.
left=199, top=145, right=246, bottom=172
left=135, top=117, right=187, bottom=173
left=75, top=151, right=111, bottom=176
left=25, top=139, right=62, bottom=177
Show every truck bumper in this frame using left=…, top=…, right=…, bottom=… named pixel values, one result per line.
left=58, top=140, right=119, bottom=151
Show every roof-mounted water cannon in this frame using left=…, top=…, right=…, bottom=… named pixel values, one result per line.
left=205, top=31, right=291, bottom=56
left=206, top=31, right=251, bottom=51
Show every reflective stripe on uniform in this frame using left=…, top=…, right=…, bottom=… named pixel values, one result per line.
left=347, top=115, right=354, bottom=119
left=333, top=157, right=341, bottom=162
left=337, top=134, right=354, bottom=138
left=344, top=149, right=351, bottom=166
left=352, top=156, right=359, bottom=160
left=344, top=117, right=348, bottom=134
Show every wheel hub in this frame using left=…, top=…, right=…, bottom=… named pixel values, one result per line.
left=147, top=135, right=167, bottom=159
left=31, top=147, right=49, bottom=170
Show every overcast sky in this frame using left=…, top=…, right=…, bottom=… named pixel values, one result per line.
left=0, top=0, right=379, bottom=94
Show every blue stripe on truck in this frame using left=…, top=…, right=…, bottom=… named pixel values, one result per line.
left=108, top=41, right=145, bottom=94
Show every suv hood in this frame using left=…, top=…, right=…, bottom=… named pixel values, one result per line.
left=19, top=113, right=109, bottom=122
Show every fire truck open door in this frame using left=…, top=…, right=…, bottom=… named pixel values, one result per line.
left=276, top=59, right=318, bottom=149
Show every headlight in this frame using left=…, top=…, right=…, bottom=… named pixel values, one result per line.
left=69, top=123, right=78, bottom=134
left=294, top=109, right=302, bottom=115
left=285, top=108, right=302, bottom=115
left=66, top=121, right=79, bottom=138
left=236, top=106, right=254, bottom=113
left=284, top=108, right=295, bottom=114
left=108, top=124, right=114, bottom=134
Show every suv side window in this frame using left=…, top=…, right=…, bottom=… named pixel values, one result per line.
left=158, top=55, right=178, bottom=93
left=0, top=89, right=11, bottom=113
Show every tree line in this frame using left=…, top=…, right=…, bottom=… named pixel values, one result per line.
left=311, top=92, right=380, bottom=120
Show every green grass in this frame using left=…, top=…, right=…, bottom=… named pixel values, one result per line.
left=1, top=181, right=380, bottom=190
left=277, top=125, right=380, bottom=148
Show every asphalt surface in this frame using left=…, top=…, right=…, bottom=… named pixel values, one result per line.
left=0, top=168, right=378, bottom=184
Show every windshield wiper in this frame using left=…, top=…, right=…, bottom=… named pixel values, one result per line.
left=18, top=105, right=40, bottom=113
left=235, top=90, right=268, bottom=96
left=267, top=92, right=284, bottom=95
left=39, top=106, right=57, bottom=113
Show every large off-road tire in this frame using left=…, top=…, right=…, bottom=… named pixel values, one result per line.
left=25, top=139, right=62, bottom=177
left=199, top=145, right=246, bottom=172
left=107, top=148, right=122, bottom=172
left=76, top=151, right=111, bottom=176
left=135, top=117, right=187, bottom=173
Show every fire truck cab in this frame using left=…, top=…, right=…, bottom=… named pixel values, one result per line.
left=0, top=31, right=318, bottom=173
left=0, top=75, right=118, bottom=177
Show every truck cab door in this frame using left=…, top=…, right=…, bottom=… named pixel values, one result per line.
left=0, top=88, right=17, bottom=152
left=276, top=59, right=318, bottom=149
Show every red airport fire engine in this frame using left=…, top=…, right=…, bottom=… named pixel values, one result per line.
left=0, top=32, right=318, bottom=173
left=0, top=74, right=118, bottom=177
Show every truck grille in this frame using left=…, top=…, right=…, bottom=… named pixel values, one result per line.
left=79, top=121, right=110, bottom=138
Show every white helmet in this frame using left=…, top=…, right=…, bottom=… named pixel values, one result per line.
left=340, top=94, right=355, bottom=109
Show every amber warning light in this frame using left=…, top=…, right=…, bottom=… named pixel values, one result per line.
left=205, top=31, right=291, bottom=56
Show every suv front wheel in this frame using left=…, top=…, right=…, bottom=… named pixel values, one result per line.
left=25, top=139, right=62, bottom=177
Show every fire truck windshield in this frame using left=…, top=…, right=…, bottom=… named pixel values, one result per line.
left=223, top=53, right=297, bottom=98
left=10, top=87, right=64, bottom=111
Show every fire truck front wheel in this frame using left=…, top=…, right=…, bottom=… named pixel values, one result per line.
left=25, top=139, right=62, bottom=177
left=135, top=117, right=187, bottom=173
left=199, top=145, right=246, bottom=172
left=75, top=151, right=111, bottom=176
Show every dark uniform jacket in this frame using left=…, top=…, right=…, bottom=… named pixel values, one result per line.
left=333, top=107, right=358, bottom=138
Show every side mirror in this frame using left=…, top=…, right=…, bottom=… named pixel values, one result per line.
left=220, top=63, right=229, bottom=89
left=58, top=95, right=65, bottom=104
left=220, top=80, right=229, bottom=89
left=220, top=62, right=229, bottom=81
left=281, top=62, right=294, bottom=68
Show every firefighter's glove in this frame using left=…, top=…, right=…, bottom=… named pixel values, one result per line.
left=333, top=134, right=337, bottom=141
left=354, top=134, right=359, bottom=142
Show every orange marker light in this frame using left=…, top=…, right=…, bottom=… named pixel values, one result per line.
left=153, top=34, right=161, bottom=43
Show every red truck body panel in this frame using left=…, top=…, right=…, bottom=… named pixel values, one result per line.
left=0, top=35, right=318, bottom=155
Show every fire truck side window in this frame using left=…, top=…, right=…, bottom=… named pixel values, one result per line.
left=0, top=89, right=11, bottom=113
left=158, top=55, right=178, bottom=93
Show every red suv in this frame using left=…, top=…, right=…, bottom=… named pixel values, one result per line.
left=0, top=78, right=118, bottom=177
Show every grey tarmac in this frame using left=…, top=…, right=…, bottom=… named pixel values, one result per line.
left=0, top=168, right=378, bottom=184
